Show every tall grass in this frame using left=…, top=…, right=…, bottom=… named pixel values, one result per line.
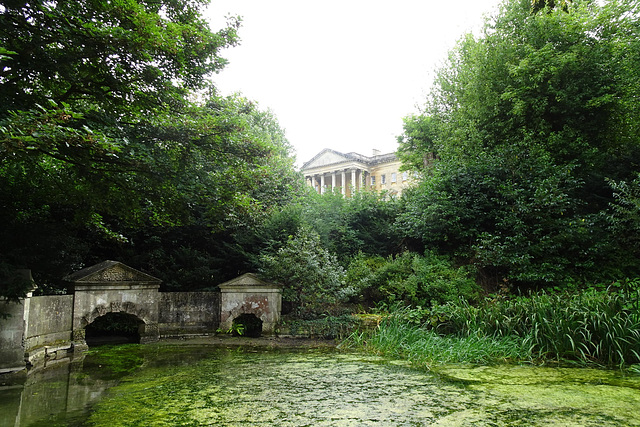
left=346, top=312, right=531, bottom=368
left=347, top=286, right=640, bottom=368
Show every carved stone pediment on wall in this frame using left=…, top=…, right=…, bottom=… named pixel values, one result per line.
left=64, top=260, right=162, bottom=291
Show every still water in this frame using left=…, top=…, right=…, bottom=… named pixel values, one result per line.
left=1, top=343, right=640, bottom=426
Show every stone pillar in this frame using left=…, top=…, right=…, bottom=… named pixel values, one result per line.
left=341, top=170, right=346, bottom=196
left=320, top=174, right=326, bottom=194
left=351, top=169, right=357, bottom=194
left=332, top=172, right=336, bottom=193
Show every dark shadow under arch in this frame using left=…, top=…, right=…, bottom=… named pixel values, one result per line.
left=85, top=312, right=145, bottom=346
left=233, top=313, right=263, bottom=338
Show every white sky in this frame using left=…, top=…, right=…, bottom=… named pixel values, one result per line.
left=205, top=0, right=503, bottom=167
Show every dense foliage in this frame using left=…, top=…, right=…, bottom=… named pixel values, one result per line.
left=345, top=0, right=640, bottom=369
left=0, top=0, right=303, bottom=294
left=397, top=0, right=640, bottom=289
left=258, top=226, right=348, bottom=317
left=345, top=251, right=479, bottom=307
left=3, top=0, right=640, bottom=375
left=351, top=282, right=640, bottom=368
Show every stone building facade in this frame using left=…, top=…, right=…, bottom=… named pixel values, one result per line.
left=301, top=148, right=412, bottom=197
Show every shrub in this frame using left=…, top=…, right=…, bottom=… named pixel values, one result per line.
left=345, top=251, right=479, bottom=307
left=258, top=226, right=348, bottom=317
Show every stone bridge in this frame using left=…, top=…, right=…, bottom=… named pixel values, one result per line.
left=0, top=261, right=282, bottom=373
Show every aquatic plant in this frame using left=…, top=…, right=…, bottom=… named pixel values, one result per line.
left=350, top=287, right=640, bottom=368
left=445, top=289, right=640, bottom=367
left=346, top=312, right=530, bottom=368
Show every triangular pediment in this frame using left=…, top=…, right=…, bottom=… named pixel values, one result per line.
left=301, top=149, right=353, bottom=170
left=64, top=260, right=161, bottom=284
left=218, top=273, right=279, bottom=289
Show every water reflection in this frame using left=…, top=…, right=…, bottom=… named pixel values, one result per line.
left=1, top=344, right=640, bottom=426
left=0, top=357, right=120, bottom=426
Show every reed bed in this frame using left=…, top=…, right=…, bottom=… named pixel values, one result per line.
left=347, top=287, right=640, bottom=368
left=346, top=314, right=531, bottom=368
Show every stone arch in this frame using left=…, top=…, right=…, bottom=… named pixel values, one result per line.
left=219, top=273, right=282, bottom=335
left=66, top=261, right=162, bottom=350
left=224, top=299, right=269, bottom=331
left=74, top=301, right=159, bottom=346
left=232, top=313, right=263, bottom=337
left=85, top=311, right=145, bottom=345
left=79, top=301, right=151, bottom=328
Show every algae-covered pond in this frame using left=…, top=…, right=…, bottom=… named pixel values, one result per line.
left=1, top=343, right=640, bottom=426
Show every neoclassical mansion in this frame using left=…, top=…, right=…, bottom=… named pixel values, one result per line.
left=301, top=148, right=412, bottom=197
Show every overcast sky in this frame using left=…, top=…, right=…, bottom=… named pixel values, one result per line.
left=205, top=0, right=503, bottom=167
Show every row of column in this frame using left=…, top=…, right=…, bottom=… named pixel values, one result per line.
left=305, top=168, right=367, bottom=196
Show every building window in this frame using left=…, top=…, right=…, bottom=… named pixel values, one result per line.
left=371, top=176, right=376, bottom=185
left=381, top=174, right=386, bottom=185
left=402, top=171, right=408, bottom=181
left=391, top=173, right=397, bottom=183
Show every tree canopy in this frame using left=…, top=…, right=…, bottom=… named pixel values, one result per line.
left=0, top=0, right=303, bottom=295
left=397, top=0, right=640, bottom=289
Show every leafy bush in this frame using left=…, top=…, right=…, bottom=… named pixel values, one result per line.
left=258, top=226, right=348, bottom=317
left=345, top=251, right=479, bottom=307
left=302, top=190, right=402, bottom=263
left=346, top=310, right=530, bottom=367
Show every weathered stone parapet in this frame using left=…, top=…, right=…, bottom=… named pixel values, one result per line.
left=0, top=271, right=36, bottom=373
left=0, top=298, right=29, bottom=373
left=158, top=292, right=220, bottom=338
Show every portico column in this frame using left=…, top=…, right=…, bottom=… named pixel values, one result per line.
left=332, top=172, right=336, bottom=193
left=320, top=174, right=326, bottom=194
left=351, top=169, right=357, bottom=194
left=314, top=175, right=321, bottom=193
left=341, top=170, right=346, bottom=196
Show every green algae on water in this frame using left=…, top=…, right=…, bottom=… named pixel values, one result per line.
left=85, top=345, right=640, bottom=427
left=432, top=364, right=640, bottom=426
left=7, top=344, right=640, bottom=426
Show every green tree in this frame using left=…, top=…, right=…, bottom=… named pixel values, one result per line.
left=258, top=226, right=348, bottom=317
left=398, top=0, right=640, bottom=288
left=0, top=1, right=304, bottom=295
left=1, top=0, right=237, bottom=114
left=396, top=115, right=439, bottom=171
left=345, top=251, right=478, bottom=307
left=302, top=189, right=402, bottom=263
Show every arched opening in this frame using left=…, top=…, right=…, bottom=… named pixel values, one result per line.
left=233, top=313, right=263, bottom=338
left=85, top=312, right=145, bottom=346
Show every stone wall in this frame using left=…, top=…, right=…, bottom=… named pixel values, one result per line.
left=0, top=298, right=29, bottom=373
left=0, top=263, right=280, bottom=374
left=158, top=292, right=220, bottom=337
left=24, top=295, right=74, bottom=366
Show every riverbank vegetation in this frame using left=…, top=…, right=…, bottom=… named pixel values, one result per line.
left=2, top=0, right=640, bottom=370
left=346, top=282, right=640, bottom=368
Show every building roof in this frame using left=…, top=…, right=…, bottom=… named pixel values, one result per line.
left=301, top=148, right=397, bottom=172
left=64, top=260, right=162, bottom=284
